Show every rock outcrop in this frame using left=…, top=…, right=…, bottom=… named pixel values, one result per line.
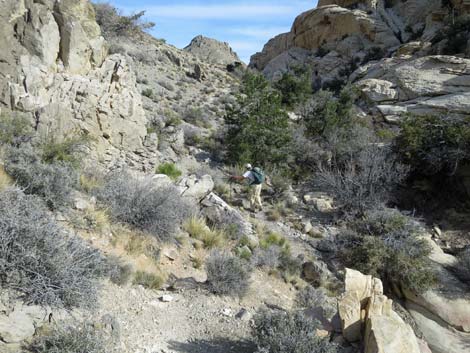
left=184, top=35, right=241, bottom=66
left=401, top=235, right=470, bottom=353
left=0, top=0, right=146, bottom=166
left=338, top=268, right=422, bottom=353
left=353, top=55, right=470, bottom=120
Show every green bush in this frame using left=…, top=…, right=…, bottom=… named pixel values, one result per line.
left=224, top=72, right=292, bottom=169
left=206, top=250, right=252, bottom=297
left=157, top=162, right=182, bottom=180
left=0, top=113, right=32, bottom=147
left=274, top=66, right=312, bottom=108
left=27, top=323, right=105, bottom=353
left=40, top=133, right=91, bottom=168
left=133, top=271, right=165, bottom=289
left=142, top=88, right=154, bottom=99
left=301, top=87, right=356, bottom=139
left=252, top=310, right=337, bottom=353
left=338, top=208, right=435, bottom=293
left=395, top=115, right=470, bottom=176
left=93, top=2, right=155, bottom=39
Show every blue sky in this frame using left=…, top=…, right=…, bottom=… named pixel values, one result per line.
left=101, top=0, right=318, bottom=63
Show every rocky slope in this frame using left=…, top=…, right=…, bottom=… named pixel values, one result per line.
left=249, top=1, right=470, bottom=353
left=1, top=1, right=470, bottom=353
left=0, top=0, right=238, bottom=172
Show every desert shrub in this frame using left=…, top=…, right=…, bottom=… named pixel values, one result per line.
left=183, top=107, right=211, bottom=128
left=362, top=46, right=386, bottom=64
left=295, top=286, right=329, bottom=309
left=338, top=208, right=435, bottom=292
left=252, top=245, right=283, bottom=270
left=396, top=115, right=470, bottom=176
left=93, top=2, right=155, bottom=39
left=317, top=144, right=408, bottom=214
left=0, top=112, right=32, bottom=147
left=301, top=87, right=356, bottom=139
left=4, top=145, right=78, bottom=209
left=157, top=162, right=182, bottom=180
left=316, top=45, right=329, bottom=57
left=0, top=189, right=107, bottom=308
left=252, top=310, right=337, bottom=353
left=253, top=233, right=301, bottom=281
left=224, top=72, right=292, bottom=169
left=96, top=170, right=193, bottom=240
left=106, top=256, right=133, bottom=286
left=431, top=15, right=470, bottom=55
left=183, top=216, right=226, bottom=249
left=133, top=271, right=165, bottom=289
left=142, top=88, right=154, bottom=99
left=27, top=323, right=105, bottom=353
left=274, top=66, right=312, bottom=108
left=206, top=250, right=252, bottom=297
left=40, top=133, right=90, bottom=168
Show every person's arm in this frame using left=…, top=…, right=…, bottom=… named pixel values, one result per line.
left=230, top=175, right=245, bottom=182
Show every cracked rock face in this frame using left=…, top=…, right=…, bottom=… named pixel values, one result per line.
left=0, top=0, right=147, bottom=164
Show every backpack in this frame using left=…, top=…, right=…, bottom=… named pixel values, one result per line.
left=251, top=167, right=265, bottom=185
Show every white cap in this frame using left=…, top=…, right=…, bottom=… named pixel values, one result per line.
left=245, top=163, right=252, bottom=170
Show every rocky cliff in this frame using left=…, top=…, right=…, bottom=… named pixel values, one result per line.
left=0, top=0, right=238, bottom=171
left=250, top=0, right=470, bottom=118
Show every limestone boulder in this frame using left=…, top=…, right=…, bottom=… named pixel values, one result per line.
left=201, top=192, right=258, bottom=245
left=338, top=269, right=421, bottom=353
left=184, top=35, right=241, bottom=66
left=356, top=79, right=398, bottom=102
left=179, top=175, right=215, bottom=200
left=407, top=302, right=470, bottom=353
left=0, top=303, right=49, bottom=343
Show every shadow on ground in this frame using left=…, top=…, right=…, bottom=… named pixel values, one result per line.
left=168, top=338, right=257, bottom=353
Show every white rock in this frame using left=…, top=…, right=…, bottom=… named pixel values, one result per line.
left=159, top=295, right=174, bottom=303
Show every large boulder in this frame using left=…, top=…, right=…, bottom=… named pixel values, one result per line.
left=179, top=175, right=214, bottom=200
left=407, top=302, right=470, bottom=353
left=0, top=303, right=49, bottom=344
left=201, top=192, right=258, bottom=245
left=338, top=269, right=421, bottom=353
left=403, top=237, right=470, bottom=333
left=184, top=35, right=241, bottom=66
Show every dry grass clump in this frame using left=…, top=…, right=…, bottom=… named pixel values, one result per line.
left=183, top=216, right=227, bottom=249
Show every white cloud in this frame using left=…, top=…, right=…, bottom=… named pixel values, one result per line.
left=138, top=4, right=300, bottom=20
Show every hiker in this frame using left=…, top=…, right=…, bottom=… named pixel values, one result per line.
left=230, top=164, right=265, bottom=211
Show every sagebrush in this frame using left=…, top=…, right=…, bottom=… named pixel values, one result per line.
left=338, top=208, right=435, bottom=293
left=96, top=170, right=194, bottom=240
left=27, top=323, right=105, bottom=353
left=4, top=144, right=78, bottom=209
left=206, top=250, right=252, bottom=297
left=0, top=189, right=107, bottom=308
left=252, top=310, right=337, bottom=353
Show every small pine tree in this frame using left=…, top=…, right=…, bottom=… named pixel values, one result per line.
left=224, top=72, right=292, bottom=168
